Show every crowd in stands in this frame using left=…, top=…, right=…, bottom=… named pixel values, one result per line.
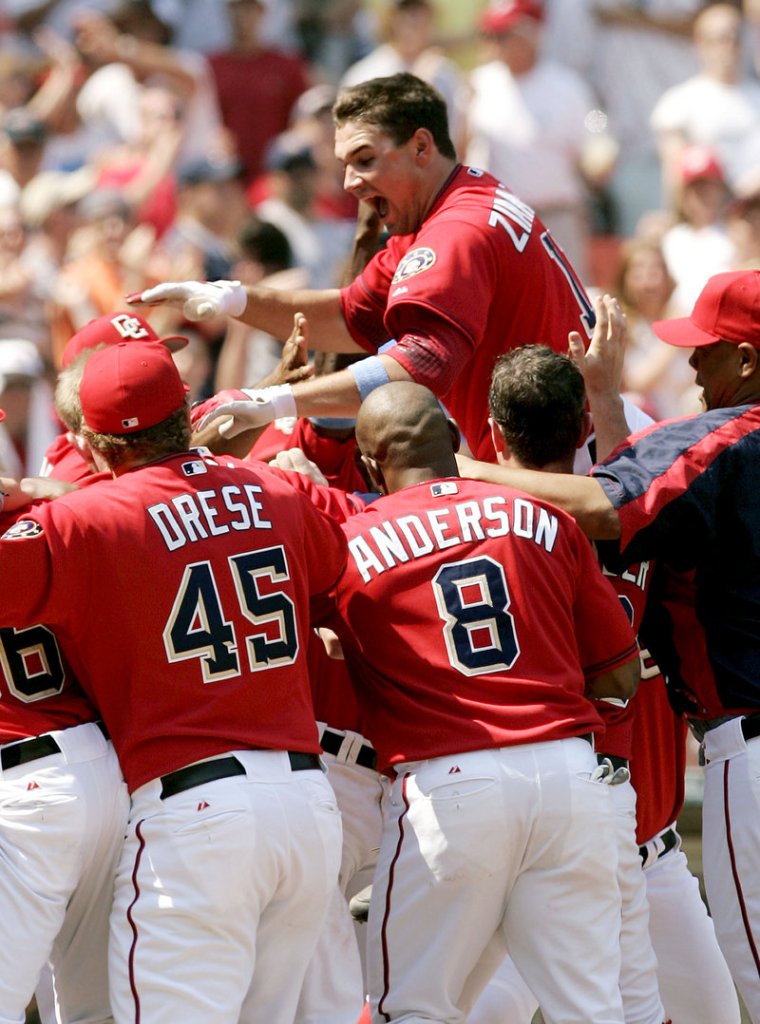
left=0, top=0, right=759, bottom=475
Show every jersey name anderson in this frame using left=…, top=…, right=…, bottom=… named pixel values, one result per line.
left=349, top=495, right=558, bottom=583
left=148, top=483, right=272, bottom=551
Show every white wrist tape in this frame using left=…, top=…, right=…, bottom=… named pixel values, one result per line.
left=241, top=384, right=297, bottom=420
left=348, top=356, right=391, bottom=401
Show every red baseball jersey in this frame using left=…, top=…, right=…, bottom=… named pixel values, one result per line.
left=0, top=506, right=99, bottom=741
left=0, top=450, right=347, bottom=790
left=340, top=165, right=594, bottom=461
left=316, top=477, right=638, bottom=770
left=593, top=557, right=687, bottom=843
left=595, top=559, right=654, bottom=761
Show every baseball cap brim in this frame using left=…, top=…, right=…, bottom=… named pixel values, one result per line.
left=651, top=316, right=721, bottom=348
left=156, top=334, right=189, bottom=353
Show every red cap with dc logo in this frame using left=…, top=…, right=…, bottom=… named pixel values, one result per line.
left=79, top=341, right=188, bottom=435
left=653, top=270, right=760, bottom=348
left=61, top=311, right=188, bottom=368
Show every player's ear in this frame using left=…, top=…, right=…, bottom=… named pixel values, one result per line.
left=411, top=128, right=433, bottom=164
left=361, top=453, right=386, bottom=494
left=489, top=416, right=507, bottom=458
left=737, top=342, right=759, bottom=377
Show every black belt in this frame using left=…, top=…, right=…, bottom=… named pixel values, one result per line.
left=597, top=753, right=629, bottom=772
left=0, top=721, right=109, bottom=771
left=320, top=727, right=378, bottom=771
left=639, top=826, right=678, bottom=865
left=742, top=715, right=760, bottom=743
left=159, top=751, right=322, bottom=800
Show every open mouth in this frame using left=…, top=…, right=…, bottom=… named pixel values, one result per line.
left=373, top=197, right=389, bottom=220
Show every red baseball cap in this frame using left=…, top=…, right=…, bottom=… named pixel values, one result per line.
left=677, top=144, right=724, bottom=187
left=481, top=0, right=544, bottom=34
left=61, top=311, right=188, bottom=368
left=79, top=341, right=188, bottom=434
left=653, top=270, right=760, bottom=348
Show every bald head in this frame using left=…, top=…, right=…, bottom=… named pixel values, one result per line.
left=356, top=382, right=459, bottom=490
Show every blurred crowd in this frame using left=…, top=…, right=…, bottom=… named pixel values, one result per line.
left=1, top=0, right=759, bottom=476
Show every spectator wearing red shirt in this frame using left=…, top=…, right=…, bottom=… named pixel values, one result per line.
left=208, top=0, right=310, bottom=184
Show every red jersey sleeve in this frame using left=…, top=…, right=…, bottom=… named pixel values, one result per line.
left=572, top=530, right=640, bottom=680
left=340, top=239, right=403, bottom=352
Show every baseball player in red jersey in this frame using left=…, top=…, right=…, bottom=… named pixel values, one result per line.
left=470, top=342, right=739, bottom=1024
left=460, top=274, right=760, bottom=1020
left=0, top=463, right=128, bottom=1024
left=127, top=72, right=595, bottom=462
left=473, top=344, right=666, bottom=1024
left=0, top=342, right=347, bottom=1024
left=314, top=381, right=639, bottom=1023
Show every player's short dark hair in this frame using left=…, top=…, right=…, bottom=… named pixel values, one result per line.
left=237, top=216, right=293, bottom=274
left=488, top=346, right=586, bottom=468
left=333, top=72, right=456, bottom=160
left=81, top=406, right=191, bottom=469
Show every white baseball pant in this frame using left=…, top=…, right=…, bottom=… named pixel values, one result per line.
left=296, top=729, right=390, bottom=1024
left=467, top=778, right=664, bottom=1024
left=642, top=826, right=741, bottom=1024
left=0, top=721, right=128, bottom=1024
left=701, top=717, right=760, bottom=1023
left=367, top=738, right=624, bottom=1024
left=109, top=748, right=342, bottom=1024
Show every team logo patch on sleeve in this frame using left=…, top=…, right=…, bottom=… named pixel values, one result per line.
left=2, top=519, right=43, bottom=540
left=392, top=247, right=436, bottom=283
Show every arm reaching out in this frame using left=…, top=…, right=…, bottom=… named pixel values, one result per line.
left=127, top=278, right=361, bottom=352
left=568, top=293, right=630, bottom=462
left=455, top=453, right=621, bottom=540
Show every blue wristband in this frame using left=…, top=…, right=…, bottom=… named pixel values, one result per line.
left=348, top=356, right=391, bottom=401
left=309, top=416, right=357, bottom=429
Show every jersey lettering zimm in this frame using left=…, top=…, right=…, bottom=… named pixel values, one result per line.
left=348, top=496, right=558, bottom=583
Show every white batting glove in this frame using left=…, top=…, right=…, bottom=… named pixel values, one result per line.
left=126, top=280, right=247, bottom=322
left=199, top=385, right=297, bottom=438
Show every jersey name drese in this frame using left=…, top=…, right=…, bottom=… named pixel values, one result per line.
left=148, top=483, right=272, bottom=552
left=349, top=496, right=558, bottom=584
